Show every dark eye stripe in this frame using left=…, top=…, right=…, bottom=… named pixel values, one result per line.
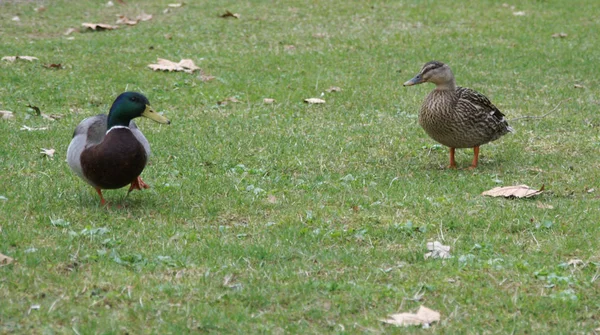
left=420, top=61, right=444, bottom=75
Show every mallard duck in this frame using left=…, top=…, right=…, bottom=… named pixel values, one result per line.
left=403, top=61, right=513, bottom=169
left=67, top=92, right=170, bottom=205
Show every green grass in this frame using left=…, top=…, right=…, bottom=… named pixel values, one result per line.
left=1, top=0, right=600, bottom=333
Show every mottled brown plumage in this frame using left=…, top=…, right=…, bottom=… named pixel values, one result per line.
left=404, top=61, right=513, bottom=168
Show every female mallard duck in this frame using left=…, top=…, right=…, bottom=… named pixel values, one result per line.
left=67, top=92, right=170, bottom=205
left=404, top=61, right=513, bottom=169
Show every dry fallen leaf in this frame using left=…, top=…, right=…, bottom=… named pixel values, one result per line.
left=536, top=202, right=554, bottom=209
left=42, top=113, right=63, bottom=121
left=512, top=11, right=526, bottom=16
left=35, top=6, right=47, bottom=12
left=116, top=15, right=138, bottom=25
left=137, top=13, right=153, bottom=21
left=267, top=195, right=277, bottom=203
left=0, top=253, right=14, bottom=266
left=82, top=23, right=118, bottom=31
left=552, top=32, right=568, bottom=38
left=424, top=241, right=451, bottom=259
left=381, top=306, right=440, bottom=327
left=482, top=184, right=544, bottom=198
left=325, top=86, right=342, bottom=93
left=304, top=98, right=326, bottom=104
left=220, top=10, right=240, bottom=19
left=64, top=28, right=76, bottom=36
left=198, top=74, right=215, bottom=82
left=218, top=97, right=241, bottom=105
left=40, top=148, right=55, bottom=158
left=0, top=111, right=14, bottom=120
left=574, top=84, right=584, bottom=89
left=12, top=16, right=20, bottom=22
left=567, top=259, right=584, bottom=267
left=20, top=125, right=48, bottom=131
left=168, top=3, right=183, bottom=8
left=2, top=56, right=39, bottom=62
left=263, top=98, right=275, bottom=104
left=43, top=63, right=63, bottom=69
left=148, top=58, right=201, bottom=73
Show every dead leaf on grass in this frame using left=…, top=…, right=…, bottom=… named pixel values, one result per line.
left=325, top=86, right=342, bottom=93
left=148, top=58, right=201, bottom=73
left=218, top=97, right=241, bottom=105
left=267, top=195, right=277, bottom=203
left=198, top=74, right=215, bottom=82
left=64, top=28, right=76, bottom=35
left=381, top=306, right=440, bottom=327
left=168, top=3, right=184, bottom=8
left=513, top=11, right=526, bottom=16
left=43, top=63, right=63, bottom=69
left=82, top=23, right=118, bottom=31
left=2, top=56, right=39, bottom=62
left=0, top=253, right=14, bottom=266
left=536, top=202, right=554, bottom=209
left=574, top=84, right=584, bottom=89
left=40, top=148, right=55, bottom=158
left=35, top=6, right=47, bottom=12
left=263, top=98, right=275, bottom=104
left=116, top=15, right=138, bottom=25
left=20, top=125, right=48, bottom=131
left=482, top=184, right=544, bottom=198
left=304, top=98, right=326, bottom=104
left=12, top=16, right=20, bottom=22
left=137, top=13, right=153, bottom=21
left=567, top=259, right=584, bottom=267
left=424, top=241, right=451, bottom=259
left=552, top=32, right=568, bottom=38
left=1, top=111, right=14, bottom=120
left=220, top=10, right=240, bottom=19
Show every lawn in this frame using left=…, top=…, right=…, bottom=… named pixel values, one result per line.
left=1, top=0, right=599, bottom=333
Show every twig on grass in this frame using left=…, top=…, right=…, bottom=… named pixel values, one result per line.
left=509, top=99, right=570, bottom=122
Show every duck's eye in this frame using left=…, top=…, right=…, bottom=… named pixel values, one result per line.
left=130, top=96, right=138, bottom=102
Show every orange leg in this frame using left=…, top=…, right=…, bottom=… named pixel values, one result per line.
left=95, top=188, right=106, bottom=206
left=128, top=176, right=150, bottom=195
left=448, top=147, right=457, bottom=169
left=468, top=146, right=480, bottom=170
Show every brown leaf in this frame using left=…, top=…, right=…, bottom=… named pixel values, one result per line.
left=381, top=306, right=440, bottom=327
left=536, top=202, right=554, bottom=209
left=0, top=253, right=14, bottom=266
left=551, top=32, right=568, bottom=38
left=424, top=241, right=451, bottom=259
left=482, top=184, right=544, bottom=198
left=263, top=98, right=275, bottom=104
left=64, top=28, right=76, bottom=35
left=220, top=10, right=240, bottom=19
left=137, top=13, right=153, bottom=22
left=304, top=98, right=326, bottom=104
left=218, top=97, right=240, bottom=105
left=35, top=6, right=47, bottom=12
left=567, top=259, right=584, bottom=267
left=199, top=74, right=215, bottom=82
left=574, top=84, right=584, bottom=89
left=42, top=113, right=63, bottom=121
left=43, top=63, right=63, bottom=69
left=0, top=111, right=14, bottom=120
left=148, top=58, right=201, bottom=73
left=325, top=86, right=342, bottom=93
left=82, top=23, right=118, bottom=31
left=27, top=104, right=41, bottom=115
left=2, top=56, right=39, bottom=62
left=116, top=15, right=138, bottom=25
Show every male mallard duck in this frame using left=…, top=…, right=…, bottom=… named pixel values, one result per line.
left=67, top=92, right=170, bottom=205
left=404, top=61, right=513, bottom=169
